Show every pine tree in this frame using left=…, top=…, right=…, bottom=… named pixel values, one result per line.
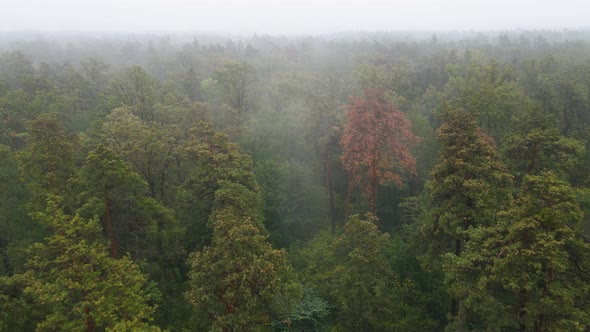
left=178, top=122, right=261, bottom=248
left=76, top=144, right=145, bottom=258
left=77, top=143, right=184, bottom=259
left=8, top=197, right=160, bottom=331
left=503, top=108, right=584, bottom=182
left=18, top=113, right=76, bottom=210
left=294, top=214, right=438, bottom=331
left=420, top=107, right=513, bottom=324
left=421, top=107, right=512, bottom=259
left=186, top=182, right=299, bottom=331
left=184, top=123, right=299, bottom=331
left=446, top=172, right=590, bottom=331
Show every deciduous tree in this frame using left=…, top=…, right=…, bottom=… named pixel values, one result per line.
left=340, top=88, right=417, bottom=214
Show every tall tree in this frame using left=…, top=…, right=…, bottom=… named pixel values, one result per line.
left=0, top=145, right=36, bottom=276
left=76, top=144, right=185, bottom=267
left=18, top=113, right=76, bottom=210
left=110, top=65, right=159, bottom=122
left=101, top=107, right=182, bottom=205
left=304, top=70, right=344, bottom=233
left=444, top=59, right=532, bottom=141
left=503, top=108, right=584, bottom=182
left=420, top=107, right=513, bottom=323
left=445, top=172, right=590, bottom=331
left=340, top=88, right=417, bottom=214
left=421, top=107, right=513, bottom=258
left=294, top=215, right=438, bottom=331
left=2, top=197, right=160, bottom=331
left=184, top=123, right=299, bottom=331
left=76, top=144, right=145, bottom=258
left=178, top=122, right=261, bottom=247
left=186, top=182, right=299, bottom=331
left=211, top=62, right=254, bottom=117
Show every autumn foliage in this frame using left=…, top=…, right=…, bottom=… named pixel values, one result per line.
left=340, top=88, right=417, bottom=212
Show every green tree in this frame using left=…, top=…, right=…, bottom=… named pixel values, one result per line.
left=76, top=144, right=146, bottom=258
left=294, top=215, right=437, bottom=331
left=2, top=197, right=160, bottom=331
left=304, top=71, right=345, bottom=233
left=110, top=65, right=159, bottom=122
left=76, top=144, right=185, bottom=268
left=445, top=172, right=590, bottom=331
left=211, top=62, right=254, bottom=117
left=18, top=113, right=77, bottom=210
left=186, top=181, right=299, bottom=331
left=444, top=60, right=532, bottom=141
left=421, top=107, right=513, bottom=258
left=182, top=121, right=299, bottom=330
left=503, top=108, right=584, bottom=182
left=75, top=143, right=186, bottom=329
left=0, top=145, right=37, bottom=276
left=420, top=107, right=513, bottom=323
left=101, top=107, right=182, bottom=205
left=178, top=122, right=261, bottom=247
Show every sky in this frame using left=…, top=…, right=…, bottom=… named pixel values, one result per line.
left=0, top=0, right=588, bottom=35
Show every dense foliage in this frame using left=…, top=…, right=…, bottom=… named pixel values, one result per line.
left=0, top=30, right=590, bottom=331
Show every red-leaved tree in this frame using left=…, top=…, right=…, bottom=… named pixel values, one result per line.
left=340, top=88, right=417, bottom=214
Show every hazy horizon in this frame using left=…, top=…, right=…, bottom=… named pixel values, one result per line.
left=1, top=0, right=588, bottom=35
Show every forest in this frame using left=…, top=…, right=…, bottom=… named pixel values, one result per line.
left=0, top=30, right=589, bottom=331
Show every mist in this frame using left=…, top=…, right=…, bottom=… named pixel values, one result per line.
left=2, top=0, right=590, bottom=331
left=1, top=0, right=589, bottom=35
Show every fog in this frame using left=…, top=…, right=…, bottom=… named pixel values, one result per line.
left=1, top=0, right=588, bottom=34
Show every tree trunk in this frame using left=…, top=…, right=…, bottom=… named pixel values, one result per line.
left=323, top=144, right=337, bottom=234
left=0, top=240, right=11, bottom=275
left=83, top=290, right=94, bottom=332
left=451, top=238, right=462, bottom=324
left=518, top=290, right=528, bottom=332
left=345, top=176, right=352, bottom=223
left=369, top=151, right=378, bottom=214
left=105, top=197, right=118, bottom=258
left=369, top=176, right=377, bottom=214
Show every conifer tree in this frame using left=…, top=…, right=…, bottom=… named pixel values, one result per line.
left=186, top=182, right=299, bottom=331
left=420, top=106, right=513, bottom=323
left=76, top=144, right=185, bottom=289
left=18, top=113, right=76, bottom=210
left=421, top=107, right=512, bottom=259
left=7, top=197, right=160, bottom=331
left=184, top=124, right=299, bottom=331
left=445, top=172, right=590, bottom=331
